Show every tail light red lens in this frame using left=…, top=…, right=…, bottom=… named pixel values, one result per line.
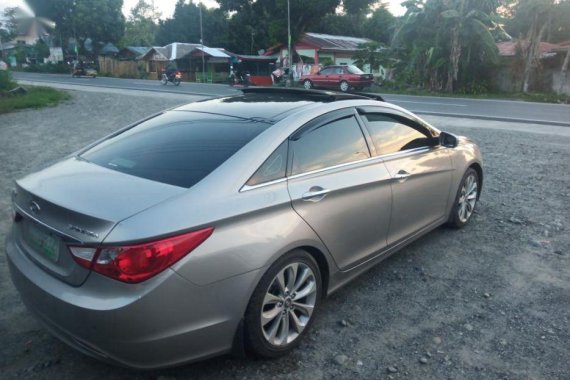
left=69, top=227, right=213, bottom=284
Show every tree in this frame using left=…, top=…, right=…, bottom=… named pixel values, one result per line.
left=26, top=0, right=125, bottom=55
left=353, top=41, right=388, bottom=72
left=392, top=0, right=502, bottom=92
left=122, top=0, right=161, bottom=46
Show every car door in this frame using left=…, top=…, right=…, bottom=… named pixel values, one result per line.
left=358, top=108, right=453, bottom=245
left=287, top=109, right=393, bottom=270
left=314, top=67, right=332, bottom=88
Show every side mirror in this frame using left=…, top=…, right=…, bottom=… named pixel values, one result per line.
left=439, top=131, right=458, bottom=148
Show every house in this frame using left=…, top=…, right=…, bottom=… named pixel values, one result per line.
left=264, top=32, right=373, bottom=80
left=138, top=42, right=232, bottom=81
left=495, top=40, right=570, bottom=95
left=117, top=46, right=150, bottom=61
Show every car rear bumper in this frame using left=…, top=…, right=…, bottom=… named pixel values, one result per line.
left=6, top=228, right=260, bottom=369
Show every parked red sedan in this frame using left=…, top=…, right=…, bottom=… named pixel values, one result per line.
left=301, top=65, right=374, bottom=92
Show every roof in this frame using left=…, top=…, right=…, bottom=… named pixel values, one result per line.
left=172, top=88, right=384, bottom=122
left=497, top=40, right=563, bottom=58
left=302, top=32, right=373, bottom=52
left=195, top=46, right=230, bottom=58
left=140, top=43, right=201, bottom=61
left=101, top=42, right=119, bottom=55
left=121, top=46, right=150, bottom=56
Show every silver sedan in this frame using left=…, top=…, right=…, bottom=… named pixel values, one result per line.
left=6, top=88, right=482, bottom=369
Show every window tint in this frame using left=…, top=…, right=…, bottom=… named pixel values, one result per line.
left=291, top=116, right=370, bottom=175
left=363, top=114, right=431, bottom=155
left=81, top=113, right=270, bottom=188
left=246, top=141, right=288, bottom=186
left=320, top=68, right=333, bottom=75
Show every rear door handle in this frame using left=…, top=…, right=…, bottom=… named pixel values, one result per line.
left=394, top=170, right=411, bottom=181
left=302, top=187, right=331, bottom=202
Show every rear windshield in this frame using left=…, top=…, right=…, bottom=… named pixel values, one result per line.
left=81, top=112, right=271, bottom=188
left=347, top=65, right=364, bottom=74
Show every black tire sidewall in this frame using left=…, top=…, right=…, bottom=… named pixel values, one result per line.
left=448, top=168, right=479, bottom=228
left=244, top=250, right=322, bottom=358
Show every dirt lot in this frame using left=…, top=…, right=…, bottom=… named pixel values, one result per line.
left=0, top=90, right=569, bottom=380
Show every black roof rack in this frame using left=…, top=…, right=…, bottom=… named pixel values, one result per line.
left=239, top=87, right=384, bottom=102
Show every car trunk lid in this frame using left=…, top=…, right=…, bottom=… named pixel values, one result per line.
left=12, top=157, right=186, bottom=286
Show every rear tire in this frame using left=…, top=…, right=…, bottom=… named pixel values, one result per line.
left=174, top=79, right=181, bottom=86
left=447, top=168, right=479, bottom=228
left=244, top=250, right=322, bottom=358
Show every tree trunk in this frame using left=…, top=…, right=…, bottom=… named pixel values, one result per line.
left=446, top=25, right=461, bottom=92
left=523, top=14, right=548, bottom=94
left=559, top=49, right=570, bottom=94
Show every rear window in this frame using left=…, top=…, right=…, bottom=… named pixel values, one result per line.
left=347, top=65, right=364, bottom=74
left=81, top=112, right=271, bottom=188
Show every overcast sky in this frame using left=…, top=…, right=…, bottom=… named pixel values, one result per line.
left=1, top=0, right=407, bottom=20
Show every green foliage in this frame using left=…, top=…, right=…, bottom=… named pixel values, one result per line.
left=122, top=0, right=160, bottom=46
left=391, top=0, right=502, bottom=92
left=22, top=63, right=70, bottom=74
left=505, top=0, right=570, bottom=43
left=25, top=0, right=125, bottom=56
left=0, top=86, right=70, bottom=114
left=0, top=70, right=17, bottom=91
left=353, top=42, right=388, bottom=72
left=0, top=7, right=17, bottom=41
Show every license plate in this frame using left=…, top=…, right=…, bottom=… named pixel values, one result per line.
left=27, top=223, right=61, bottom=263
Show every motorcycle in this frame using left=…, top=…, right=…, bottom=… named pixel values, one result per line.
left=71, top=67, right=97, bottom=78
left=228, top=71, right=250, bottom=87
left=161, top=71, right=182, bottom=86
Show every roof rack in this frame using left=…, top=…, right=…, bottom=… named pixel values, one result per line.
left=239, top=87, right=384, bottom=102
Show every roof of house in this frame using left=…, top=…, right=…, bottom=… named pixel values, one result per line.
left=121, top=46, right=150, bottom=56
left=301, top=32, right=373, bottom=51
left=194, top=46, right=230, bottom=58
left=140, top=43, right=201, bottom=61
left=101, top=42, right=119, bottom=55
left=497, top=40, right=563, bottom=57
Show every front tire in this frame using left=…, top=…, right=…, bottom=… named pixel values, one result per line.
left=174, top=79, right=181, bottom=86
left=448, top=168, right=479, bottom=228
left=339, top=80, right=349, bottom=92
left=244, top=250, right=322, bottom=358
left=303, top=80, right=313, bottom=90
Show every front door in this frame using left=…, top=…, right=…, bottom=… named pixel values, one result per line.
left=357, top=110, right=453, bottom=245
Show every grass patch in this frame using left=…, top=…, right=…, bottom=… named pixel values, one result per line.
left=0, top=86, right=71, bottom=114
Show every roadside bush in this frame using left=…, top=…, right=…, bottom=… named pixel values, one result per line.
left=22, top=63, right=71, bottom=74
left=0, top=70, right=17, bottom=91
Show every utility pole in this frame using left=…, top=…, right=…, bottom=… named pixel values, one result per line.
left=287, top=0, right=292, bottom=87
left=199, top=2, right=205, bottom=83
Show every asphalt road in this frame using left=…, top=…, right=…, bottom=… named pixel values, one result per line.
left=13, top=71, right=570, bottom=126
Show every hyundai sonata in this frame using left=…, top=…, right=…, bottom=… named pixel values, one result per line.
left=6, top=88, right=482, bottom=369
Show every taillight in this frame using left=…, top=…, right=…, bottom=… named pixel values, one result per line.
left=69, top=227, right=213, bottom=283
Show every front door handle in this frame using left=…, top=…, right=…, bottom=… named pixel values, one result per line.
left=394, top=170, right=411, bottom=182
left=302, top=187, right=331, bottom=202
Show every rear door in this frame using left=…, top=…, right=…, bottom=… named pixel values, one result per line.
left=287, top=109, right=393, bottom=270
left=358, top=109, right=453, bottom=245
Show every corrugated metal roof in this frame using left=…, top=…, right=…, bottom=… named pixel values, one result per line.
left=497, top=40, right=563, bottom=57
left=302, top=32, right=373, bottom=51
left=195, top=46, right=230, bottom=58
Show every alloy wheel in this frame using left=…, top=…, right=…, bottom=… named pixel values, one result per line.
left=261, top=262, right=317, bottom=347
left=339, top=81, right=349, bottom=92
left=457, top=173, right=478, bottom=223
left=303, top=80, right=312, bottom=90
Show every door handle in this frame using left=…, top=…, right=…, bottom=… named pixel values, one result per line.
left=302, top=187, right=331, bottom=202
left=394, top=170, right=411, bottom=181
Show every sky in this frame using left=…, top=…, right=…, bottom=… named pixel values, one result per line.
left=0, top=0, right=407, bottom=20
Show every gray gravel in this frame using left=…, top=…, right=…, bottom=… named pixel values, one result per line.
left=1, top=89, right=569, bottom=380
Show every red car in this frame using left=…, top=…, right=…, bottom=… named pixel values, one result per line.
left=301, top=65, right=374, bottom=92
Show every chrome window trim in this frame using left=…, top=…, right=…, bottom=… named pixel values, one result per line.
left=239, top=146, right=438, bottom=192
left=240, top=177, right=288, bottom=192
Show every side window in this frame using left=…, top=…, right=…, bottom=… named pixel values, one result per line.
left=362, top=113, right=432, bottom=155
left=319, top=68, right=331, bottom=75
left=290, top=115, right=370, bottom=175
left=246, top=141, right=288, bottom=186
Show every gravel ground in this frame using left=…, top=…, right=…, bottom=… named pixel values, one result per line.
left=0, top=90, right=569, bottom=380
